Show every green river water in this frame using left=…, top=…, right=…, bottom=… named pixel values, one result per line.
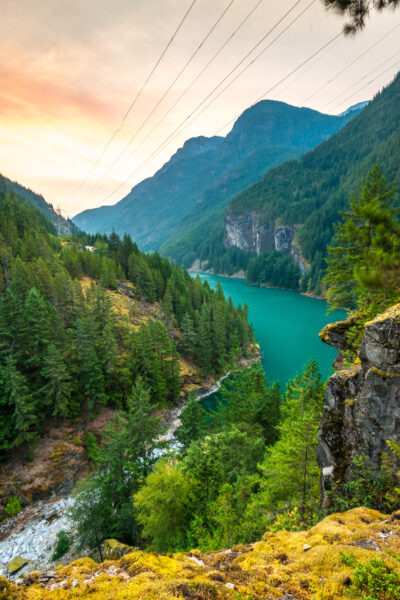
left=194, top=273, right=346, bottom=386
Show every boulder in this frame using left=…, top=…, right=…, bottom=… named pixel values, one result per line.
left=103, top=539, right=133, bottom=560
left=8, top=556, right=28, bottom=576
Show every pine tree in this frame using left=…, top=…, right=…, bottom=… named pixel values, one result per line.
left=4, top=354, right=37, bottom=449
left=180, top=312, right=197, bottom=357
left=253, top=360, right=325, bottom=527
left=175, top=391, right=206, bottom=450
left=324, top=165, right=399, bottom=310
left=71, top=377, right=163, bottom=546
left=41, top=343, right=74, bottom=421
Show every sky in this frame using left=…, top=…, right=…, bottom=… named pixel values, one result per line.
left=1, top=0, right=399, bottom=217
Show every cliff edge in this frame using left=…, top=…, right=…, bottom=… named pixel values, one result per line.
left=318, top=305, right=400, bottom=505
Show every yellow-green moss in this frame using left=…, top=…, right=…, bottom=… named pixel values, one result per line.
left=8, top=557, right=29, bottom=575
left=371, top=366, right=399, bottom=379
left=15, top=507, right=400, bottom=600
left=345, top=398, right=357, bottom=407
left=365, top=303, right=400, bottom=327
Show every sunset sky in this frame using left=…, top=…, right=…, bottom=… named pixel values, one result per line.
left=1, top=0, right=399, bottom=217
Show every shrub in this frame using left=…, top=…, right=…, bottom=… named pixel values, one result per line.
left=341, top=553, right=400, bottom=599
left=52, top=530, right=72, bottom=561
left=5, top=496, right=22, bottom=517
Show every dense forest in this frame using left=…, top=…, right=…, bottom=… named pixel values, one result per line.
left=0, top=189, right=253, bottom=456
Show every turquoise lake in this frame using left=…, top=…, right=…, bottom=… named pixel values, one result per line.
left=193, top=273, right=346, bottom=385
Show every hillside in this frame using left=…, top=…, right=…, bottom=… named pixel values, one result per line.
left=0, top=188, right=254, bottom=464
left=0, top=173, right=78, bottom=236
left=3, top=507, right=400, bottom=599
left=183, top=72, right=400, bottom=294
left=74, top=100, right=359, bottom=250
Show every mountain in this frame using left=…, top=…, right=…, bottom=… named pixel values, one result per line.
left=74, top=100, right=360, bottom=249
left=338, top=100, right=369, bottom=117
left=169, top=74, right=398, bottom=293
left=0, top=173, right=78, bottom=236
left=216, top=72, right=400, bottom=293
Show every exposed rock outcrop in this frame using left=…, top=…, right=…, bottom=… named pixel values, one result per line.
left=318, top=305, right=400, bottom=505
left=223, top=213, right=308, bottom=273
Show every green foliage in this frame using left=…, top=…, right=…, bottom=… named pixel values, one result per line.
left=214, top=366, right=281, bottom=446
left=85, top=432, right=100, bottom=462
left=341, top=552, right=400, bottom=599
left=70, top=377, right=164, bottom=551
left=175, top=391, right=207, bottom=451
left=328, top=447, right=400, bottom=515
left=323, top=0, right=400, bottom=34
left=5, top=496, right=22, bottom=517
left=246, top=250, right=301, bottom=289
left=135, top=362, right=322, bottom=552
left=249, top=359, right=325, bottom=529
left=51, top=530, right=72, bottom=561
left=324, top=165, right=399, bottom=312
left=0, top=190, right=252, bottom=455
left=134, top=458, right=194, bottom=552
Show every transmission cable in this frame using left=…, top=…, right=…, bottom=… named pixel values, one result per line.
left=106, top=0, right=266, bottom=182
left=81, top=0, right=235, bottom=202
left=214, top=29, right=343, bottom=136
left=95, top=0, right=311, bottom=205
left=323, top=45, right=400, bottom=109
left=328, top=57, right=400, bottom=112
left=71, top=0, right=198, bottom=200
left=302, top=22, right=400, bottom=104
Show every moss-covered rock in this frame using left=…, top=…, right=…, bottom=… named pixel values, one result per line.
left=12, top=508, right=400, bottom=600
left=7, top=556, right=28, bottom=575
left=103, top=539, right=134, bottom=560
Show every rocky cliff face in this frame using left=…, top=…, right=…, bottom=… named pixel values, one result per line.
left=223, top=213, right=308, bottom=273
left=318, top=305, right=400, bottom=505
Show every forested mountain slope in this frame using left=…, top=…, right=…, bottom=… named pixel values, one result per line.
left=0, top=174, right=78, bottom=236
left=187, top=72, right=400, bottom=294
left=0, top=189, right=253, bottom=459
left=74, top=100, right=359, bottom=250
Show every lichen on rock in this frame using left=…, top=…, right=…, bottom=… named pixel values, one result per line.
left=318, top=304, right=400, bottom=504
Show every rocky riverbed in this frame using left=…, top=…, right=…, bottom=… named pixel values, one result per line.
left=0, top=375, right=233, bottom=579
left=0, top=497, right=73, bottom=579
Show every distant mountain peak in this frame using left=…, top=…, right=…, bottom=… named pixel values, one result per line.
left=338, top=100, right=369, bottom=117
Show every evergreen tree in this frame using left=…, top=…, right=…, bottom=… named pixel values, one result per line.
left=322, top=0, right=400, bottom=34
left=71, top=377, right=163, bottom=547
left=4, top=355, right=37, bottom=449
left=252, top=360, right=325, bottom=527
left=324, top=165, right=399, bottom=310
left=40, top=343, right=74, bottom=421
left=175, top=391, right=206, bottom=450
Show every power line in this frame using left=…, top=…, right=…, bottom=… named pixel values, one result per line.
left=92, top=0, right=311, bottom=206
left=104, top=0, right=267, bottom=183
left=215, top=29, right=342, bottom=135
left=80, top=0, right=235, bottom=203
left=328, top=58, right=400, bottom=112
left=71, top=0, right=198, bottom=200
left=302, top=22, right=400, bottom=104
left=157, top=0, right=320, bottom=139
left=323, top=45, right=400, bottom=110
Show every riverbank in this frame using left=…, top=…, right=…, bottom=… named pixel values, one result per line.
left=190, top=268, right=328, bottom=300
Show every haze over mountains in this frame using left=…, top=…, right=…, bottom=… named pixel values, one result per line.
left=73, top=100, right=361, bottom=248
left=0, top=174, right=77, bottom=236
